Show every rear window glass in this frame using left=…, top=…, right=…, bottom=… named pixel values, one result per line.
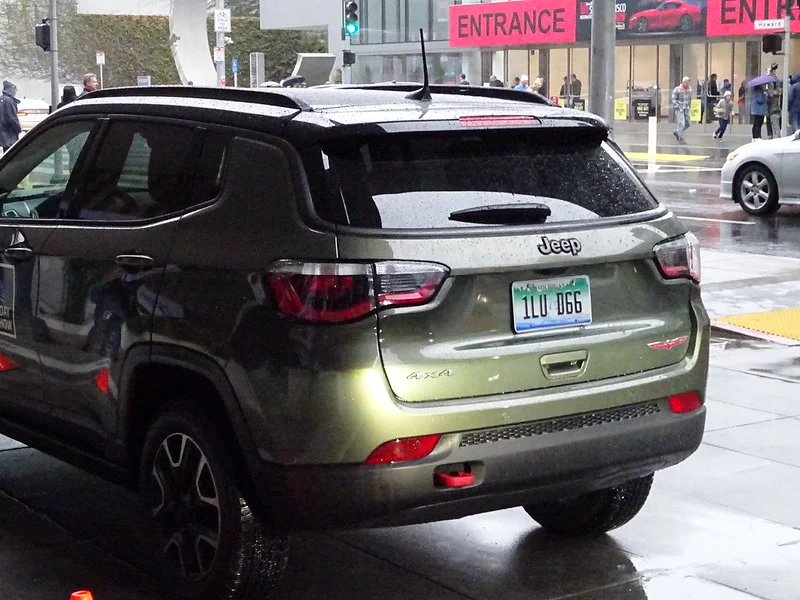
left=307, top=130, right=658, bottom=229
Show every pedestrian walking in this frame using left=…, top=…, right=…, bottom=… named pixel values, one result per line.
left=57, top=85, right=77, bottom=109
left=750, top=84, right=768, bottom=141
left=788, top=73, right=800, bottom=132
left=489, top=75, right=504, bottom=88
left=672, top=76, right=692, bottom=143
left=0, top=80, right=21, bottom=152
left=713, top=90, right=734, bottom=141
left=79, top=73, right=99, bottom=97
left=515, top=75, right=531, bottom=92
left=459, top=73, right=470, bottom=86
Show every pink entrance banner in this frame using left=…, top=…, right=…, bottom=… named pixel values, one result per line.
left=707, top=0, right=800, bottom=36
left=449, top=0, right=576, bottom=47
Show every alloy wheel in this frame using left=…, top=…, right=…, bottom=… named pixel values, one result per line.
left=740, top=171, right=771, bottom=211
left=148, top=433, right=222, bottom=583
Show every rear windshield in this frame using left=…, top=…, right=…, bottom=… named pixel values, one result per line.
left=304, top=129, right=658, bottom=230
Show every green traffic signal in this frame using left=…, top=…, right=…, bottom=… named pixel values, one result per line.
left=344, top=1, right=358, bottom=36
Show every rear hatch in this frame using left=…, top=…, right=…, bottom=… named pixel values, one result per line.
left=303, top=121, right=696, bottom=402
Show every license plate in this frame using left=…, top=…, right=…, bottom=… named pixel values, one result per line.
left=512, top=276, right=592, bottom=333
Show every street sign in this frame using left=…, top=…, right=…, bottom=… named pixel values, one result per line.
left=214, top=9, right=231, bottom=33
left=231, top=58, right=238, bottom=74
left=95, top=51, right=105, bottom=66
left=214, top=46, right=225, bottom=64
left=137, top=75, right=151, bottom=87
left=755, top=19, right=785, bottom=30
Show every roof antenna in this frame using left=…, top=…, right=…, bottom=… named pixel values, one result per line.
left=406, top=28, right=431, bottom=101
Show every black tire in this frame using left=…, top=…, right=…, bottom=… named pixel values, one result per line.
left=636, top=18, right=648, bottom=33
left=679, top=14, right=692, bottom=31
left=139, top=404, right=289, bottom=600
left=734, top=164, right=780, bottom=216
left=523, top=474, right=654, bottom=536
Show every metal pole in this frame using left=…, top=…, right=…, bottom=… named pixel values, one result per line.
left=99, top=64, right=104, bottom=89
left=782, top=16, right=791, bottom=136
left=590, top=0, right=615, bottom=129
left=50, top=0, right=62, bottom=180
left=49, top=0, right=59, bottom=112
left=216, top=0, right=225, bottom=86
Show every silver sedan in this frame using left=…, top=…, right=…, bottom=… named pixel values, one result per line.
left=720, top=133, right=800, bottom=215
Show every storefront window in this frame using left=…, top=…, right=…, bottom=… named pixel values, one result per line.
left=363, top=0, right=384, bottom=45
left=507, top=49, right=531, bottom=89
left=433, top=0, right=455, bottom=41
left=385, top=1, right=404, bottom=43
left=408, top=0, right=430, bottom=42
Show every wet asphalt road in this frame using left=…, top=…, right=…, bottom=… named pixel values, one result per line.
left=3, top=138, right=800, bottom=599
left=626, top=132, right=800, bottom=259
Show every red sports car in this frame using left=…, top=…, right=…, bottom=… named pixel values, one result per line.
left=628, top=1, right=702, bottom=33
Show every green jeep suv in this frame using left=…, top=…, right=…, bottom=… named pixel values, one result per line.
left=0, top=84, right=708, bottom=599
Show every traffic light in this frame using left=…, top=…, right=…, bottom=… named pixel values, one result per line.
left=35, top=19, right=51, bottom=52
left=762, top=33, right=782, bottom=54
left=343, top=50, right=356, bottom=66
left=344, top=1, right=359, bottom=36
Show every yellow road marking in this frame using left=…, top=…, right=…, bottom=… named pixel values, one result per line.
left=626, top=152, right=710, bottom=162
left=717, top=308, right=800, bottom=342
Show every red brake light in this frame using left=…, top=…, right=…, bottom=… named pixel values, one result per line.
left=365, top=434, right=442, bottom=464
left=668, top=391, right=702, bottom=414
left=95, top=369, right=110, bottom=394
left=266, top=260, right=448, bottom=323
left=654, top=233, right=701, bottom=284
left=0, top=353, right=18, bottom=372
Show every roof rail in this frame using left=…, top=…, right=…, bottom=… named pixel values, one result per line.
left=336, top=83, right=555, bottom=106
left=78, top=86, right=309, bottom=112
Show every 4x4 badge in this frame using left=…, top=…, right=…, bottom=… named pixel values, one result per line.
left=537, top=236, right=582, bottom=256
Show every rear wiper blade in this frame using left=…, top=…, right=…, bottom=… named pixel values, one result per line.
left=449, top=203, right=551, bottom=225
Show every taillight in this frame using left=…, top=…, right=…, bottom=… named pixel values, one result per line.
left=668, top=391, right=703, bottom=414
left=365, top=434, right=442, bottom=464
left=654, top=232, right=701, bottom=284
left=266, top=260, right=449, bottom=323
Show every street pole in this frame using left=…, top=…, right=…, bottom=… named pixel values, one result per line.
left=782, top=15, right=791, bottom=136
left=49, top=0, right=59, bottom=112
left=50, top=0, right=62, bottom=179
left=590, top=0, right=615, bottom=129
left=216, top=0, right=225, bottom=86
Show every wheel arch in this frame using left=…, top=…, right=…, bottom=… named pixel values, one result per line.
left=118, top=344, right=260, bottom=492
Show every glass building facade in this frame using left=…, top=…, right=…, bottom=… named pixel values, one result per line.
left=348, top=0, right=800, bottom=120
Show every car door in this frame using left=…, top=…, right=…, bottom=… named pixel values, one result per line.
left=36, top=117, right=209, bottom=449
left=0, top=120, right=97, bottom=421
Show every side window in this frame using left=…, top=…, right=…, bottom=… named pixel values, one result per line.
left=73, top=121, right=203, bottom=221
left=0, top=121, right=95, bottom=220
left=191, top=131, right=230, bottom=204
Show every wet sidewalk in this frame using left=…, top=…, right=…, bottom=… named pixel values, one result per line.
left=702, top=249, right=800, bottom=344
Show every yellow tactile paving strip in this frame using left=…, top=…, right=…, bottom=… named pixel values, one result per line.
left=717, top=308, right=800, bottom=342
left=625, top=152, right=709, bottom=162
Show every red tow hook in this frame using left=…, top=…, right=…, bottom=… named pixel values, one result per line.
left=434, top=471, right=475, bottom=488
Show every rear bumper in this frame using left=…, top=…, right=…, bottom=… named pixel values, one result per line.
left=251, top=400, right=705, bottom=529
